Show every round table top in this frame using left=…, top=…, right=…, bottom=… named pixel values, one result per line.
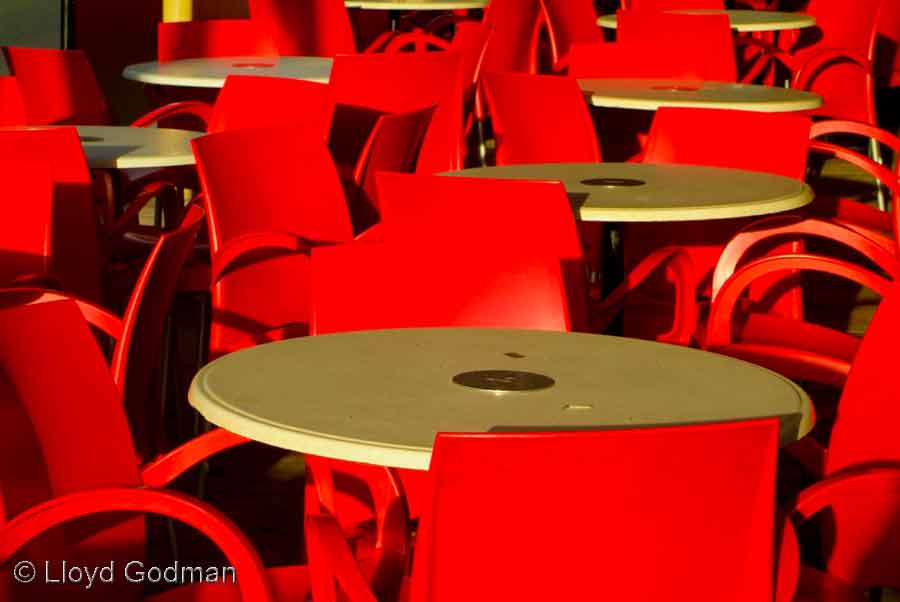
left=443, top=162, right=812, bottom=222
left=579, top=78, right=822, bottom=112
left=1, top=125, right=200, bottom=169
left=346, top=0, right=486, bottom=8
left=598, top=9, right=816, bottom=32
left=122, top=56, right=333, bottom=88
left=190, top=328, right=812, bottom=469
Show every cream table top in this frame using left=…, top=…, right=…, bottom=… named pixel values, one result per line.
left=1, top=125, right=200, bottom=169
left=579, top=78, right=822, bottom=112
left=443, top=163, right=812, bottom=222
left=123, top=56, right=333, bottom=88
left=598, top=9, right=816, bottom=33
left=189, top=328, right=812, bottom=469
left=346, top=0, right=486, bottom=8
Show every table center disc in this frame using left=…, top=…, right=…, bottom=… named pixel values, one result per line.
left=650, top=85, right=700, bottom=92
left=232, top=62, right=275, bottom=68
left=452, top=370, right=556, bottom=392
left=580, top=177, right=646, bottom=187
left=79, top=136, right=103, bottom=142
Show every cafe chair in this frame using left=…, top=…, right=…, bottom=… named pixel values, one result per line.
left=875, top=0, right=900, bottom=89
left=329, top=52, right=465, bottom=174
left=248, top=0, right=356, bottom=56
left=0, top=205, right=204, bottom=460
left=0, top=128, right=103, bottom=302
left=0, top=76, right=26, bottom=125
left=307, top=419, right=783, bottom=602
left=0, top=299, right=366, bottom=602
left=2, top=46, right=211, bottom=127
left=539, top=0, right=605, bottom=73
left=621, top=0, right=724, bottom=8
left=191, top=124, right=355, bottom=359
left=156, top=19, right=278, bottom=61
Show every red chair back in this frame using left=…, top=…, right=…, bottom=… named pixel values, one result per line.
left=375, top=173, right=589, bottom=331
left=482, top=71, right=601, bottom=164
left=192, top=124, right=354, bottom=357
left=0, top=76, right=26, bottom=125
left=616, top=9, right=737, bottom=81
left=156, top=19, right=277, bottom=61
left=1, top=47, right=112, bottom=125
left=329, top=52, right=464, bottom=173
left=409, top=419, right=779, bottom=602
left=248, top=0, right=356, bottom=56
left=540, top=0, right=605, bottom=71
left=208, top=74, right=336, bottom=138
left=481, top=0, right=543, bottom=74
left=569, top=40, right=716, bottom=79
left=0, top=127, right=102, bottom=301
left=311, top=240, right=571, bottom=334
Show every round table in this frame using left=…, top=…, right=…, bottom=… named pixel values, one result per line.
left=189, top=328, right=812, bottom=469
left=346, top=0, right=486, bottom=8
left=443, top=163, right=813, bottom=222
left=123, top=56, right=333, bottom=89
left=597, top=9, right=816, bottom=33
left=579, top=78, right=822, bottom=112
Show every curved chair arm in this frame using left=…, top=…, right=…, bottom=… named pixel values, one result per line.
left=0, top=287, right=124, bottom=340
left=0, top=487, right=274, bottom=601
left=707, top=254, right=893, bottom=350
left=789, top=465, right=900, bottom=522
left=304, top=456, right=409, bottom=600
left=591, top=246, right=698, bottom=346
left=306, top=514, right=379, bottom=602
left=210, top=232, right=335, bottom=284
left=809, top=140, right=900, bottom=200
left=131, top=100, right=213, bottom=128
left=791, top=47, right=873, bottom=91
left=711, top=215, right=900, bottom=298
left=140, top=428, right=250, bottom=487
left=811, top=119, right=900, bottom=154
left=104, top=179, right=182, bottom=245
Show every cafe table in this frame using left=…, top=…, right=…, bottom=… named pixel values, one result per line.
left=123, top=56, right=333, bottom=89
left=189, top=328, right=812, bottom=469
left=597, top=9, right=816, bottom=33
left=442, top=163, right=813, bottom=222
left=2, top=125, right=200, bottom=169
left=579, top=79, right=822, bottom=113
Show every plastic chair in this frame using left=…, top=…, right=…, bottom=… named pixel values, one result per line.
left=482, top=71, right=601, bottom=165
left=342, top=105, right=436, bottom=234
left=307, top=419, right=782, bottom=602
left=329, top=52, right=465, bottom=174
left=0, top=75, right=26, bottom=125
left=311, top=240, right=572, bottom=334
left=248, top=0, right=356, bottom=56
left=0, top=205, right=204, bottom=460
left=0, top=127, right=103, bottom=302
left=539, top=0, right=605, bottom=73
left=191, top=124, right=354, bottom=359
left=875, top=0, right=900, bottom=88
left=481, top=0, right=543, bottom=75
left=156, top=19, right=278, bottom=61
left=2, top=46, right=211, bottom=127
left=621, top=0, right=724, bottom=8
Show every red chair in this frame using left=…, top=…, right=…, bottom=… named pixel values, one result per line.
left=481, top=0, right=543, bottom=75
left=0, top=127, right=103, bottom=302
left=2, top=46, right=211, bottom=127
left=341, top=106, right=436, bottom=234
left=621, top=0, right=724, bottom=8
left=539, top=0, right=605, bottom=72
left=0, top=205, right=205, bottom=459
left=156, top=19, right=278, bottom=61
left=311, top=240, right=572, bottom=334
left=308, top=419, right=782, bottom=602
left=0, top=75, right=25, bottom=125
left=875, top=0, right=900, bottom=88
left=482, top=71, right=601, bottom=165
left=191, top=124, right=354, bottom=359
left=248, top=0, right=356, bottom=56
left=329, top=52, right=465, bottom=174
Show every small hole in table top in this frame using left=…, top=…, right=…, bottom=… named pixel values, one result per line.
left=580, top=178, right=645, bottom=188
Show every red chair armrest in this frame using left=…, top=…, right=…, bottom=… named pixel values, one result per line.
left=140, top=428, right=250, bottom=487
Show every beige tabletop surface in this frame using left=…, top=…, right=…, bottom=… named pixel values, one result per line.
left=443, top=162, right=812, bottom=222
left=598, top=9, right=816, bottom=32
left=123, top=56, right=333, bottom=88
left=346, top=0, right=486, bottom=8
left=189, top=328, right=813, bottom=469
left=1, top=125, right=200, bottom=169
left=579, top=78, right=822, bottom=112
